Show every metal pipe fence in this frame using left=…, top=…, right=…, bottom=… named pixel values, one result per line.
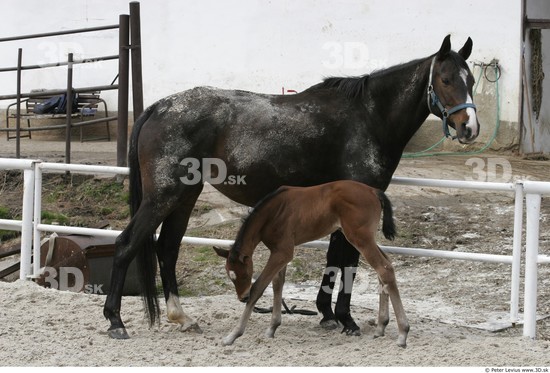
left=0, top=157, right=547, bottom=339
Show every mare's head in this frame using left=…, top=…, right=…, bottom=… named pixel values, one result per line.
left=428, top=35, right=480, bottom=144
left=214, top=246, right=253, bottom=302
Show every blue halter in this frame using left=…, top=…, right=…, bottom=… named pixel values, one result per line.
left=427, top=57, right=477, bottom=139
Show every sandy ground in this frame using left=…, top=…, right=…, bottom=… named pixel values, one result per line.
left=1, top=138, right=550, bottom=367
left=0, top=280, right=549, bottom=367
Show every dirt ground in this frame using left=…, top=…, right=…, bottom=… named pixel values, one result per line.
left=1, top=139, right=550, bottom=366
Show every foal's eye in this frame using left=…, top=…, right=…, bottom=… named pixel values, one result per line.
left=442, top=78, right=450, bottom=85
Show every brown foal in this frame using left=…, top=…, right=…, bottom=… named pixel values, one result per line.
left=214, top=180, right=409, bottom=347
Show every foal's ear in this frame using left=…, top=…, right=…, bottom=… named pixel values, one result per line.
left=437, top=34, right=452, bottom=60
left=238, top=254, right=250, bottom=264
left=458, top=37, right=473, bottom=60
left=213, top=246, right=229, bottom=259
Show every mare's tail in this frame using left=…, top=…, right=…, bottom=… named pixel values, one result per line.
left=376, top=190, right=396, bottom=241
left=128, top=104, right=160, bottom=327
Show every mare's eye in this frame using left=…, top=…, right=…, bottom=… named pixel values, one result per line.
left=442, top=78, right=450, bottom=85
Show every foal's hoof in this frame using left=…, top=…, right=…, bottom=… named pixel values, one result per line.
left=108, top=327, right=130, bottom=340
left=181, top=322, right=203, bottom=334
left=319, top=318, right=339, bottom=330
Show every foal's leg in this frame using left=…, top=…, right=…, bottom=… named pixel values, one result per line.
left=374, top=279, right=390, bottom=339
left=347, top=231, right=409, bottom=347
left=157, top=184, right=203, bottom=332
left=266, top=265, right=286, bottom=338
left=224, top=250, right=293, bottom=346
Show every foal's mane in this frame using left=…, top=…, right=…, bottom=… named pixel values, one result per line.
left=230, top=186, right=289, bottom=258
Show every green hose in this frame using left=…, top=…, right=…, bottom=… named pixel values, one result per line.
left=402, top=63, right=500, bottom=158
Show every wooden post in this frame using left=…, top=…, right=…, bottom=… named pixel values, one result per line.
left=15, top=48, right=22, bottom=158
left=117, top=14, right=130, bottom=167
left=65, top=53, right=74, bottom=164
left=130, top=1, right=144, bottom=121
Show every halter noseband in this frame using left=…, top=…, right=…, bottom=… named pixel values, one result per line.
left=427, top=56, right=477, bottom=139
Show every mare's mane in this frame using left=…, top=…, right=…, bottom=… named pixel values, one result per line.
left=307, top=55, right=436, bottom=101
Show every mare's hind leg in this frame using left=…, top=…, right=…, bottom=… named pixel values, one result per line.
left=157, top=184, right=203, bottom=333
left=265, top=265, right=287, bottom=338
left=346, top=231, right=409, bottom=347
left=103, top=199, right=168, bottom=339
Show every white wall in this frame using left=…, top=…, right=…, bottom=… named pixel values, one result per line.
left=0, top=0, right=522, bottom=144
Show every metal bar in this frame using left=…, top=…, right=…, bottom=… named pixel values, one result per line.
left=16, top=48, right=22, bottom=158
left=510, top=182, right=524, bottom=324
left=0, top=158, right=37, bottom=170
left=523, top=193, right=541, bottom=339
left=40, top=162, right=129, bottom=175
left=0, top=24, right=119, bottom=43
left=0, top=247, right=21, bottom=260
left=522, top=180, right=550, bottom=194
left=19, top=168, right=35, bottom=280
left=0, top=116, right=118, bottom=132
left=0, top=263, right=21, bottom=279
left=525, top=18, right=550, bottom=29
left=392, top=176, right=515, bottom=192
left=117, top=14, right=130, bottom=167
left=0, top=219, right=22, bottom=231
left=0, top=85, right=119, bottom=101
left=65, top=53, right=74, bottom=164
left=0, top=55, right=120, bottom=73
left=130, top=1, right=144, bottom=121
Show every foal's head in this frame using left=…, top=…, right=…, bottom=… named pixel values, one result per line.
left=214, top=246, right=253, bottom=302
left=428, top=35, right=479, bottom=144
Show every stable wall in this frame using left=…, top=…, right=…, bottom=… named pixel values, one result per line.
left=0, top=0, right=523, bottom=151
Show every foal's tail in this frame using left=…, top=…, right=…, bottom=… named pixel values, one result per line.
left=128, top=104, right=160, bottom=327
left=376, top=190, right=396, bottom=241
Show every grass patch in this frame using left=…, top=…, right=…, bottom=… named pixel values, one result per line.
left=41, top=210, right=70, bottom=225
left=0, top=205, right=19, bottom=241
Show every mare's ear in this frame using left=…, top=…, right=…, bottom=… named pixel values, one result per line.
left=437, top=34, right=452, bottom=60
left=213, top=246, right=229, bottom=259
left=458, top=37, right=473, bottom=60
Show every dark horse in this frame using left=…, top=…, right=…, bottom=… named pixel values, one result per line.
left=103, top=35, right=479, bottom=339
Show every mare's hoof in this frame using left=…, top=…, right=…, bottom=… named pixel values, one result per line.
left=319, top=318, right=339, bottom=330
left=108, top=327, right=130, bottom=339
left=341, top=326, right=361, bottom=336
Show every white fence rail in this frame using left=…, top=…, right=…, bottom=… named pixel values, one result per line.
left=0, top=157, right=548, bottom=339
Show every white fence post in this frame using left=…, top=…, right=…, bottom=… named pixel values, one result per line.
left=19, top=167, right=35, bottom=280
left=510, top=182, right=523, bottom=324
left=523, top=192, right=541, bottom=339
left=32, top=162, right=43, bottom=278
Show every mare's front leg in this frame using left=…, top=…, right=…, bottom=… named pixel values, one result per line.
left=265, top=265, right=287, bottom=338
left=224, top=251, right=292, bottom=346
